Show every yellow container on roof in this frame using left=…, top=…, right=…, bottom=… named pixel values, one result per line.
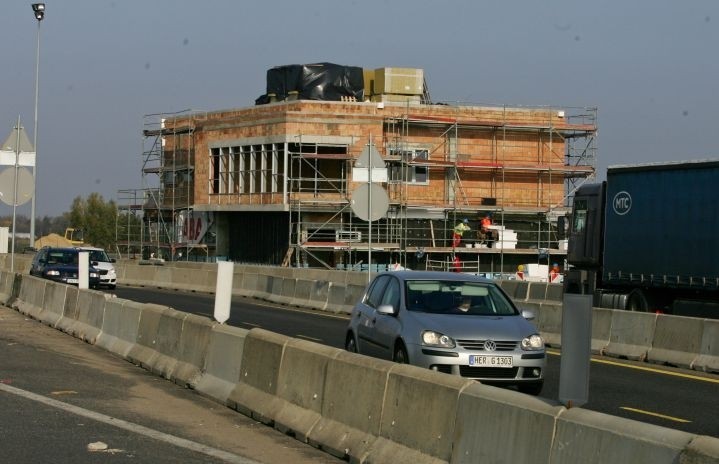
left=374, top=67, right=424, bottom=96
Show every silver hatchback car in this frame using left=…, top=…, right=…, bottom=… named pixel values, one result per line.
left=345, top=271, right=546, bottom=395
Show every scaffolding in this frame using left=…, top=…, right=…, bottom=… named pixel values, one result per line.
left=116, top=110, right=208, bottom=261
left=289, top=103, right=597, bottom=272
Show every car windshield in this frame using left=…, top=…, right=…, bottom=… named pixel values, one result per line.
left=47, top=250, right=78, bottom=265
left=404, top=280, right=518, bottom=316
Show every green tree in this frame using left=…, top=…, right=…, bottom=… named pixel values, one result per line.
left=68, top=193, right=117, bottom=250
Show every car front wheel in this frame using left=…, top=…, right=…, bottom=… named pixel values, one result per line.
left=345, top=333, right=358, bottom=353
left=517, top=381, right=543, bottom=396
left=393, top=343, right=409, bottom=364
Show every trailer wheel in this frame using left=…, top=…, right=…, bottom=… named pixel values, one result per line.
left=626, top=290, right=649, bottom=312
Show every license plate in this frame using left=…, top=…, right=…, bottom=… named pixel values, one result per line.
left=469, top=355, right=513, bottom=368
left=67, top=279, right=78, bottom=284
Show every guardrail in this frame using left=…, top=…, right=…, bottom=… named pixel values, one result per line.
left=1, top=270, right=717, bottom=463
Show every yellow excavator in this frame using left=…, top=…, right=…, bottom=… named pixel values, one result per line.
left=64, top=228, right=84, bottom=246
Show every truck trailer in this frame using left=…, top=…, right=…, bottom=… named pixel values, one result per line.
left=564, top=159, right=719, bottom=318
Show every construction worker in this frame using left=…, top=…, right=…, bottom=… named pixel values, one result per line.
left=480, top=213, right=499, bottom=246
left=550, top=263, right=561, bottom=283
left=516, top=264, right=525, bottom=280
left=452, top=218, right=471, bottom=248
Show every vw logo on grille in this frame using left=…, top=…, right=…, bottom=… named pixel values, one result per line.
left=484, top=340, right=496, bottom=351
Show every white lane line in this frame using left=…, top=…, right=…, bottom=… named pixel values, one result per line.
left=296, top=334, right=322, bottom=342
left=0, top=383, right=260, bottom=464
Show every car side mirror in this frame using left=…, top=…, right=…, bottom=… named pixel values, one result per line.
left=377, top=304, right=396, bottom=315
left=521, top=309, right=536, bottom=321
left=110, top=258, right=116, bottom=263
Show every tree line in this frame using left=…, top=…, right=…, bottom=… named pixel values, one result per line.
left=1, top=192, right=138, bottom=252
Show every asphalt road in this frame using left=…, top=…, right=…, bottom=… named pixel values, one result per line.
left=0, top=305, right=341, bottom=464
left=115, top=285, right=719, bottom=438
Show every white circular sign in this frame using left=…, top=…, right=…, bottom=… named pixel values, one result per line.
left=351, top=183, right=389, bottom=222
left=0, top=167, right=35, bottom=206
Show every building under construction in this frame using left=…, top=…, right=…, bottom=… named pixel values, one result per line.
left=116, top=63, right=597, bottom=274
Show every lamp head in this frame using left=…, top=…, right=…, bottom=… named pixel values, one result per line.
left=32, top=3, right=45, bottom=21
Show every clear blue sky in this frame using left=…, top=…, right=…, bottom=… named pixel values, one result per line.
left=1, top=0, right=717, bottom=217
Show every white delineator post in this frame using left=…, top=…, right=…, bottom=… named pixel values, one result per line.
left=214, top=261, right=234, bottom=324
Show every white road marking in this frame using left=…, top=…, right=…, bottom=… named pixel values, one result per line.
left=0, top=383, right=260, bottom=464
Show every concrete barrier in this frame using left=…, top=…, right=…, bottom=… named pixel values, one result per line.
left=306, top=280, right=330, bottom=311
left=289, top=278, right=313, bottom=307
left=528, top=282, right=548, bottom=301
left=500, top=280, right=529, bottom=300
left=65, top=290, right=108, bottom=344
left=370, top=364, right=474, bottom=463
left=694, top=319, right=719, bottom=373
left=272, top=338, right=340, bottom=440
left=647, top=314, right=704, bottom=369
left=148, top=307, right=188, bottom=380
left=536, top=303, right=562, bottom=347
left=195, top=324, right=249, bottom=404
left=590, top=308, right=613, bottom=354
left=683, top=436, right=719, bottom=463
left=308, top=351, right=394, bottom=461
left=228, top=328, right=287, bottom=424
left=14, top=275, right=48, bottom=321
left=96, top=299, right=143, bottom=358
left=451, top=382, right=565, bottom=464
left=603, top=311, right=657, bottom=361
left=126, top=303, right=172, bottom=371
left=173, top=313, right=216, bottom=387
left=550, top=407, right=695, bottom=463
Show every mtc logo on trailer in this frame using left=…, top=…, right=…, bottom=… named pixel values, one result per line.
left=612, top=191, right=632, bottom=215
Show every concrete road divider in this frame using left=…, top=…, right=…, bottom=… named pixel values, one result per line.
left=500, top=279, right=529, bottom=301
left=126, top=303, right=173, bottom=372
left=695, top=319, right=719, bottom=373
left=603, top=311, right=657, bottom=361
left=173, top=313, right=216, bottom=388
left=371, top=365, right=474, bottom=463
left=536, top=303, right=562, bottom=347
left=148, top=307, right=188, bottom=380
left=551, top=407, right=695, bottom=463
left=306, top=280, right=330, bottom=311
left=289, top=279, right=313, bottom=307
left=683, top=436, right=719, bottom=463
left=195, top=324, right=249, bottom=405
left=65, top=289, right=109, bottom=344
left=96, top=299, right=143, bottom=358
left=273, top=338, right=340, bottom=441
left=308, top=351, right=394, bottom=461
left=14, top=274, right=49, bottom=322
left=228, top=328, right=288, bottom=424
left=451, top=382, right=565, bottom=463
left=528, top=282, right=549, bottom=301
left=647, top=314, right=703, bottom=369
left=590, top=308, right=612, bottom=354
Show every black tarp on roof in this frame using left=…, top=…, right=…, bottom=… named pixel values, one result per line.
left=256, top=62, right=364, bottom=104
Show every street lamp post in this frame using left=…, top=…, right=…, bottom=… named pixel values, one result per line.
left=30, top=2, right=44, bottom=248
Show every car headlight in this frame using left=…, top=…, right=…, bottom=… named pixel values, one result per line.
left=46, top=270, right=60, bottom=276
left=90, top=272, right=99, bottom=278
left=421, top=330, right=456, bottom=348
left=521, top=334, right=544, bottom=351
